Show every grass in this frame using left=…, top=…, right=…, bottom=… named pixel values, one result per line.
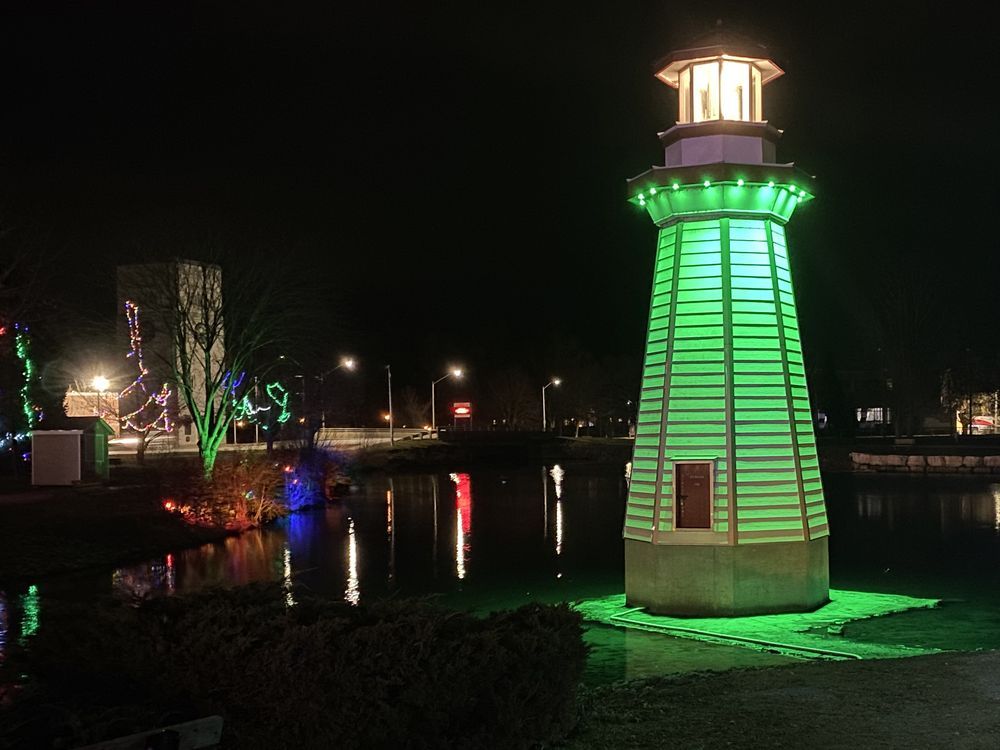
left=569, top=650, right=1000, bottom=748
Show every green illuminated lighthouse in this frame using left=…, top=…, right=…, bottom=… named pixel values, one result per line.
left=624, top=38, right=830, bottom=616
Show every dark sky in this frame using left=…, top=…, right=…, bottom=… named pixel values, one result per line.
left=2, top=2, right=998, bottom=407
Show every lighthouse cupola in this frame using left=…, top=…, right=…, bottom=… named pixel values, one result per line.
left=655, top=41, right=783, bottom=124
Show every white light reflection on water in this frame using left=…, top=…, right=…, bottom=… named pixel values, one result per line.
left=993, top=487, right=1000, bottom=533
left=282, top=543, right=295, bottom=607
left=345, top=518, right=360, bottom=605
left=550, top=464, right=564, bottom=499
left=550, top=465, right=564, bottom=557
left=387, top=484, right=395, bottom=584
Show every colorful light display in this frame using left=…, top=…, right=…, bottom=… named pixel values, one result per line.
left=233, top=381, right=291, bottom=430
left=623, top=40, right=830, bottom=616
left=119, top=300, right=173, bottom=435
left=14, top=324, right=41, bottom=430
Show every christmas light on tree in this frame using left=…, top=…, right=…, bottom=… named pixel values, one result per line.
left=233, top=380, right=292, bottom=430
left=14, top=323, right=41, bottom=430
left=118, top=301, right=172, bottom=454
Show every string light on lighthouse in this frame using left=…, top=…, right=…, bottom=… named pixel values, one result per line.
left=632, top=179, right=814, bottom=211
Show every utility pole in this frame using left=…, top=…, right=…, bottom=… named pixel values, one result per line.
left=386, top=365, right=394, bottom=444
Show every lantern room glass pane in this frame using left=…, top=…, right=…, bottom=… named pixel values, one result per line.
left=721, top=60, right=750, bottom=121
left=751, top=65, right=762, bottom=121
left=692, top=62, right=719, bottom=122
left=679, top=66, right=691, bottom=123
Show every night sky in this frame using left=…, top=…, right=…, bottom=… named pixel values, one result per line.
left=2, top=3, right=998, bottom=416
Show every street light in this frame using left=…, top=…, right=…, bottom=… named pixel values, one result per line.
left=542, top=378, right=562, bottom=432
left=91, top=375, right=111, bottom=420
left=317, top=356, right=356, bottom=429
left=431, top=368, right=463, bottom=434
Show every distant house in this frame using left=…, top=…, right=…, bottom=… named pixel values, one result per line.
left=31, top=417, right=114, bottom=486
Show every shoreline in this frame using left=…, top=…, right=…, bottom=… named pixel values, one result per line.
left=0, top=484, right=235, bottom=585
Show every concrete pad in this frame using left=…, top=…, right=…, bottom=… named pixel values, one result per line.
left=575, top=589, right=941, bottom=661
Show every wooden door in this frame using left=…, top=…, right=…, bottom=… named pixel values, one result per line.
left=676, top=462, right=712, bottom=529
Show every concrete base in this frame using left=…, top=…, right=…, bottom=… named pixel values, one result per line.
left=625, top=537, right=829, bottom=617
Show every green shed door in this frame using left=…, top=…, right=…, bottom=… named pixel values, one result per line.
left=676, top=462, right=712, bottom=529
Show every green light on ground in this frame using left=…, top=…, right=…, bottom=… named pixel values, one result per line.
left=574, top=590, right=941, bottom=661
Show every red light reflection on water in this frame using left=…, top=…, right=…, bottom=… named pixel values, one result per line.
left=450, top=473, right=472, bottom=579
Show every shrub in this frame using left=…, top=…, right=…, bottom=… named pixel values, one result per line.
left=1, top=584, right=587, bottom=749
left=155, top=448, right=350, bottom=528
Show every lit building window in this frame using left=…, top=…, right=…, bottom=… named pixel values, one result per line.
left=667, top=55, right=779, bottom=125
left=856, top=407, right=890, bottom=424
left=691, top=61, right=719, bottom=122
left=720, top=60, right=750, bottom=120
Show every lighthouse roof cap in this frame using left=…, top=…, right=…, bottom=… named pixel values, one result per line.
left=653, top=31, right=784, bottom=88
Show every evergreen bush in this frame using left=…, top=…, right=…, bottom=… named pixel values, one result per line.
left=1, top=583, right=587, bottom=749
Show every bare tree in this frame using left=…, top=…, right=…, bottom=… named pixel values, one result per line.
left=118, top=257, right=293, bottom=476
left=118, top=300, right=172, bottom=463
left=487, top=367, right=538, bottom=430
left=400, top=386, right=430, bottom=428
left=871, top=270, right=947, bottom=437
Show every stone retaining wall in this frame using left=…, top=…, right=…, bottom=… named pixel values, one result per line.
left=850, top=452, right=1000, bottom=474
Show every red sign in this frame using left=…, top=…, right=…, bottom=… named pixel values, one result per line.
left=452, top=401, right=472, bottom=418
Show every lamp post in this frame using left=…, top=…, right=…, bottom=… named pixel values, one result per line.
left=386, top=365, right=394, bottom=444
left=280, top=355, right=311, bottom=439
left=431, top=368, right=463, bottom=434
left=91, top=375, right=111, bottom=422
left=542, top=378, right=561, bottom=432
left=317, top=357, right=356, bottom=429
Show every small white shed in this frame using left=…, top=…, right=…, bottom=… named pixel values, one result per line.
left=31, top=417, right=114, bottom=486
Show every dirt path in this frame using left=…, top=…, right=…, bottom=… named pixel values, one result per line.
left=570, top=651, right=1000, bottom=748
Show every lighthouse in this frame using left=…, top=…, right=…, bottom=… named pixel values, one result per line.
left=623, top=37, right=830, bottom=616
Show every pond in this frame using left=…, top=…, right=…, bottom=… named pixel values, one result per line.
left=2, top=467, right=1000, bottom=684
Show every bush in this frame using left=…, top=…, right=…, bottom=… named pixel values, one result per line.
left=154, top=448, right=349, bottom=528
left=0, top=584, right=587, bottom=749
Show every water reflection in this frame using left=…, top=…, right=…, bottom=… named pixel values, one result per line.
left=282, top=543, right=295, bottom=607
left=87, top=471, right=1000, bottom=614
left=551, top=465, right=565, bottom=559
left=0, top=585, right=41, bottom=662
left=345, top=518, right=360, bottom=606
left=849, top=484, right=1000, bottom=540
left=387, top=482, right=395, bottom=584
left=0, top=592, right=7, bottom=664
left=992, top=487, right=1000, bottom=533
left=18, top=585, right=39, bottom=646
left=451, top=473, right=472, bottom=580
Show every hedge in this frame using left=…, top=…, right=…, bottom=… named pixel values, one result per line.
left=1, top=583, right=587, bottom=749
